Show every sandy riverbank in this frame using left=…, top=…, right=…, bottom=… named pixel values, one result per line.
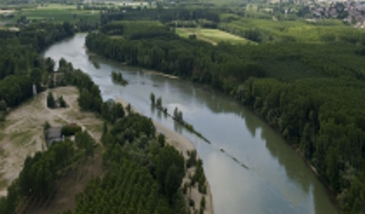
left=115, top=96, right=213, bottom=214
left=141, top=69, right=179, bottom=79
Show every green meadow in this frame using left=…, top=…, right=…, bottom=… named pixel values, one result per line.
left=176, top=28, right=253, bottom=45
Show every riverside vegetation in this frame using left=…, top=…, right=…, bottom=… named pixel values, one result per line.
left=150, top=92, right=211, bottom=144
left=111, top=71, right=128, bottom=85
left=0, top=12, right=204, bottom=212
left=0, top=57, right=203, bottom=214
left=85, top=4, right=365, bottom=214
left=0, top=0, right=365, bottom=213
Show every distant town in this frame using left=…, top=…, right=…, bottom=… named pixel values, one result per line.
left=306, top=1, right=365, bottom=27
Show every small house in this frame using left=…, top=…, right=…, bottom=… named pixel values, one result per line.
left=46, top=127, right=62, bottom=147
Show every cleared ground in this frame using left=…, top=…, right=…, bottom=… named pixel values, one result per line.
left=0, top=86, right=103, bottom=197
left=176, top=28, right=253, bottom=45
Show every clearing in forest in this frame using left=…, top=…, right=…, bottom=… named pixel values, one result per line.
left=176, top=28, right=253, bottom=45
left=0, top=86, right=103, bottom=197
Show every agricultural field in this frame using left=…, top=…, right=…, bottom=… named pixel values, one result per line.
left=219, top=16, right=365, bottom=43
left=0, top=4, right=100, bottom=25
left=176, top=28, right=254, bottom=45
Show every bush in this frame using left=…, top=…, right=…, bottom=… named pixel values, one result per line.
left=58, top=96, right=66, bottom=108
left=0, top=100, right=7, bottom=111
left=200, top=196, right=206, bottom=209
left=61, top=124, right=82, bottom=136
left=47, top=92, right=55, bottom=108
left=182, top=182, right=188, bottom=194
left=199, top=183, right=207, bottom=194
left=157, top=133, right=165, bottom=147
left=186, top=150, right=197, bottom=168
left=43, top=121, right=51, bottom=132
left=0, top=111, right=5, bottom=121
left=199, top=207, right=204, bottom=214
left=189, top=198, right=195, bottom=207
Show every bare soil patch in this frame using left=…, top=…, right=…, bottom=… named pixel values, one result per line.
left=0, top=86, right=103, bottom=197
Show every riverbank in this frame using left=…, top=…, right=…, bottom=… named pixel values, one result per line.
left=141, top=69, right=179, bottom=79
left=249, top=108, right=340, bottom=209
left=115, top=96, right=214, bottom=214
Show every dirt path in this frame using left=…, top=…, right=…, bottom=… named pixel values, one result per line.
left=0, top=86, right=103, bottom=197
left=115, top=96, right=214, bottom=214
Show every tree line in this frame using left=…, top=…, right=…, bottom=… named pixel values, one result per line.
left=0, top=21, right=76, bottom=116
left=86, top=16, right=365, bottom=213
left=0, top=60, right=198, bottom=214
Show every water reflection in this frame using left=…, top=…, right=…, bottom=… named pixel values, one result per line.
left=43, top=34, right=338, bottom=214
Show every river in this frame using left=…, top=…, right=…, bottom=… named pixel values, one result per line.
left=43, top=34, right=338, bottom=214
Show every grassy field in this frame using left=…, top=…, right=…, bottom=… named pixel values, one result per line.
left=0, top=86, right=104, bottom=197
left=176, top=28, right=254, bottom=45
left=0, top=4, right=100, bottom=25
left=219, top=17, right=365, bottom=43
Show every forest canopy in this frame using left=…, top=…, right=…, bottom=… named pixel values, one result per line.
left=86, top=7, right=365, bottom=214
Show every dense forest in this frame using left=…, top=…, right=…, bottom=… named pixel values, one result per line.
left=1, top=1, right=365, bottom=213
left=62, top=115, right=188, bottom=214
left=0, top=57, right=194, bottom=214
left=0, top=22, right=74, bottom=111
left=85, top=9, right=365, bottom=214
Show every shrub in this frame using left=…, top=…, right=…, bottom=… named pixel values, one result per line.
left=200, top=196, right=206, bottom=213
left=186, top=150, right=197, bottom=168
left=0, top=100, right=7, bottom=111
left=182, top=182, right=188, bottom=194
left=47, top=92, right=55, bottom=108
left=158, top=133, right=165, bottom=147
left=0, top=111, right=5, bottom=121
left=199, top=207, right=204, bottom=214
left=189, top=198, right=195, bottom=207
left=58, top=96, right=66, bottom=108
left=150, top=92, right=155, bottom=105
left=61, top=124, right=82, bottom=136
left=43, top=121, right=51, bottom=132
left=199, top=183, right=207, bottom=194
left=156, top=97, right=162, bottom=108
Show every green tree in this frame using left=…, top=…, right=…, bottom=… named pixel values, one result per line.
left=58, top=96, right=66, bottom=108
left=150, top=92, right=155, bottom=105
left=156, top=97, right=162, bottom=108
left=200, top=196, right=206, bottom=210
left=155, top=145, right=185, bottom=202
left=157, top=133, right=165, bottom=147
left=0, top=100, right=7, bottom=111
left=30, top=68, right=43, bottom=84
left=47, top=92, right=55, bottom=108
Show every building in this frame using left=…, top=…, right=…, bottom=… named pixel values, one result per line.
left=46, top=127, right=62, bottom=147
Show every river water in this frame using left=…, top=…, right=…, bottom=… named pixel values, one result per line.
left=43, top=34, right=338, bottom=214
